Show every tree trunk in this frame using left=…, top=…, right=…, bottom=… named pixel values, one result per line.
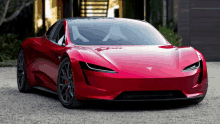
left=163, top=0, right=167, bottom=27
left=0, top=0, right=35, bottom=27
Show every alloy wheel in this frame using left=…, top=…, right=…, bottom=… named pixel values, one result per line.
left=17, top=51, right=25, bottom=89
left=59, top=62, right=74, bottom=103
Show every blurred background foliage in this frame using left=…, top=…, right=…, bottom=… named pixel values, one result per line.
left=158, top=23, right=182, bottom=47
left=0, top=2, right=45, bottom=62
left=0, top=33, right=22, bottom=62
left=149, top=0, right=180, bottom=47
left=149, top=0, right=163, bottom=30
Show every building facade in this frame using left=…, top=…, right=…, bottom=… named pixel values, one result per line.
left=34, top=0, right=63, bottom=33
left=178, top=0, right=220, bottom=61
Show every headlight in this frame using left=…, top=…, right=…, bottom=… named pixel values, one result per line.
left=182, top=61, right=201, bottom=72
left=79, top=61, right=117, bottom=73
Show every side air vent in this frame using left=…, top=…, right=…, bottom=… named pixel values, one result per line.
left=198, top=60, right=203, bottom=84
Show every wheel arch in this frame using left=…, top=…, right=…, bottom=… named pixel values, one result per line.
left=61, top=53, right=70, bottom=62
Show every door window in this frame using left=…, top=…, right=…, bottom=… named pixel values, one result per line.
left=57, top=26, right=65, bottom=45
left=46, top=22, right=57, bottom=39
left=51, top=22, right=65, bottom=46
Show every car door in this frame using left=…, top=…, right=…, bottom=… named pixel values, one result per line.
left=24, top=22, right=59, bottom=87
left=39, top=21, right=66, bottom=91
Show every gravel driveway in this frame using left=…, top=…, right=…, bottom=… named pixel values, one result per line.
left=0, top=62, right=220, bottom=124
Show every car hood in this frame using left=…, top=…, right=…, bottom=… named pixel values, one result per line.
left=76, top=45, right=199, bottom=77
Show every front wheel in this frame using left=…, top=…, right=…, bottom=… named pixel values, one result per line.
left=57, top=58, right=82, bottom=109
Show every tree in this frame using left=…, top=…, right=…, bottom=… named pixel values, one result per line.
left=0, top=0, right=36, bottom=26
left=149, top=0, right=163, bottom=29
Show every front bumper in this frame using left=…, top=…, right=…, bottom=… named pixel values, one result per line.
left=74, top=67, right=208, bottom=101
left=81, top=94, right=205, bottom=103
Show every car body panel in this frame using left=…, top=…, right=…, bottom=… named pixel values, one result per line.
left=20, top=17, right=208, bottom=102
left=22, top=35, right=67, bottom=91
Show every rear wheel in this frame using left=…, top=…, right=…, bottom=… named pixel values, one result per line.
left=17, top=49, right=32, bottom=92
left=57, top=58, right=82, bottom=109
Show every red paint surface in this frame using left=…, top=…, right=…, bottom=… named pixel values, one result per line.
left=21, top=19, right=208, bottom=101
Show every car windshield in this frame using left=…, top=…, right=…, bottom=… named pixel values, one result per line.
left=68, top=19, right=169, bottom=45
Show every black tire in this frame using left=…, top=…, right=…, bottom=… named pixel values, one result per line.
left=57, top=58, right=82, bottom=109
left=17, top=49, right=32, bottom=92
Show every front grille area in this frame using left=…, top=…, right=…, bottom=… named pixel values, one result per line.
left=114, top=91, right=187, bottom=100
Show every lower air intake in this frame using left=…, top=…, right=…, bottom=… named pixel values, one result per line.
left=114, top=90, right=186, bottom=100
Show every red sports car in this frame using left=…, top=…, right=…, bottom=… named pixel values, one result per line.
left=17, top=17, right=208, bottom=108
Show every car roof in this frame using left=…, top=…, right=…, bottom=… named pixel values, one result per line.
left=58, top=17, right=115, bottom=22
left=58, top=17, right=145, bottom=23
